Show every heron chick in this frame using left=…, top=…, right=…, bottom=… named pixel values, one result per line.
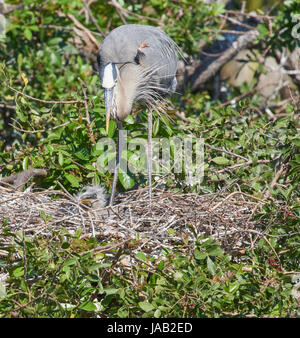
left=97, top=24, right=179, bottom=206
left=75, top=185, right=107, bottom=210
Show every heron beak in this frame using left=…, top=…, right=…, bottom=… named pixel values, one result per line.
left=104, top=88, right=113, bottom=134
left=80, top=198, right=92, bottom=207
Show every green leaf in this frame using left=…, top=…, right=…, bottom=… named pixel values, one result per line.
left=108, top=120, right=116, bottom=138
left=58, top=152, right=64, bottom=166
left=118, top=168, right=134, bottom=190
left=167, top=228, right=177, bottom=236
left=88, top=263, right=106, bottom=272
left=75, top=148, right=90, bottom=161
left=17, top=53, right=23, bottom=68
left=194, top=248, right=207, bottom=260
left=154, top=309, right=161, bottom=318
left=104, top=288, right=118, bottom=295
left=117, top=307, right=129, bottom=318
left=85, top=164, right=95, bottom=170
left=207, top=247, right=224, bottom=256
left=22, top=156, right=29, bottom=171
left=157, top=260, right=165, bottom=270
left=61, top=241, right=70, bottom=249
left=294, top=154, right=300, bottom=163
left=138, top=301, right=154, bottom=312
left=40, top=210, right=51, bottom=223
left=291, top=138, right=300, bottom=147
left=13, top=266, right=24, bottom=277
left=257, top=24, right=269, bottom=39
left=40, top=107, right=51, bottom=113
left=64, top=173, right=80, bottom=187
left=124, top=115, right=134, bottom=124
left=207, top=257, right=216, bottom=275
left=153, top=119, right=160, bottom=137
left=136, top=252, right=147, bottom=261
left=95, top=252, right=105, bottom=260
left=79, top=301, right=97, bottom=311
left=64, top=164, right=79, bottom=170
left=173, top=271, right=184, bottom=281
left=211, top=157, right=229, bottom=165
left=48, top=37, right=63, bottom=45
left=228, top=281, right=240, bottom=294
left=24, top=28, right=32, bottom=40
left=64, top=258, right=78, bottom=266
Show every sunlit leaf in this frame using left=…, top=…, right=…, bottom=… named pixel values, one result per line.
left=79, top=301, right=97, bottom=311
left=211, top=157, right=229, bottom=165
left=64, top=173, right=80, bottom=187
left=207, top=257, right=216, bottom=275
left=138, top=302, right=154, bottom=312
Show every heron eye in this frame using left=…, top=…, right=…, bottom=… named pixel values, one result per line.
left=134, top=49, right=145, bottom=65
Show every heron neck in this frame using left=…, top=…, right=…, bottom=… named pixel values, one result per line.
left=116, top=63, right=140, bottom=121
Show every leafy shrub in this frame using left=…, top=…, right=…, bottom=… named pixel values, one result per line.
left=0, top=228, right=298, bottom=318
left=0, top=0, right=299, bottom=318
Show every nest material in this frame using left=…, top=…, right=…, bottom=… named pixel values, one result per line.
left=0, top=185, right=263, bottom=258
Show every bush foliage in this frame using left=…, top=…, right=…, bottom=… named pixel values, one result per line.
left=0, top=0, right=299, bottom=317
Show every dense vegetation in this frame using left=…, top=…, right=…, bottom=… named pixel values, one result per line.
left=0, top=0, right=299, bottom=317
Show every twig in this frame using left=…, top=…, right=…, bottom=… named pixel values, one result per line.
left=3, top=3, right=24, bottom=14
left=43, top=24, right=104, bottom=38
left=211, top=191, right=265, bottom=211
left=218, top=14, right=258, bottom=31
left=201, top=81, right=281, bottom=117
left=81, top=0, right=105, bottom=38
left=108, top=0, right=127, bottom=24
left=55, top=180, right=77, bottom=203
left=175, top=111, right=190, bottom=124
left=263, top=235, right=284, bottom=271
left=269, top=164, right=286, bottom=189
left=132, top=254, right=175, bottom=283
left=202, top=87, right=257, bottom=116
left=10, top=118, right=73, bottom=134
left=206, top=144, right=248, bottom=161
left=57, top=11, right=100, bottom=53
left=215, top=159, right=271, bottom=174
left=91, top=239, right=131, bottom=253
left=225, top=9, right=274, bottom=20
left=108, top=0, right=159, bottom=23
left=5, top=84, right=84, bottom=105
left=0, top=103, right=16, bottom=110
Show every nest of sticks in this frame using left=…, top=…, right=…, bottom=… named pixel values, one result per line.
left=0, top=185, right=265, bottom=260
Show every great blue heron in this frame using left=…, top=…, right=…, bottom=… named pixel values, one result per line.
left=97, top=24, right=178, bottom=206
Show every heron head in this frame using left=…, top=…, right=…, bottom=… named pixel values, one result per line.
left=100, top=62, right=119, bottom=133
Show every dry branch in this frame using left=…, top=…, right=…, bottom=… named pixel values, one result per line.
left=57, top=11, right=100, bottom=54
left=0, top=169, right=47, bottom=191
left=82, top=0, right=105, bottom=38
left=190, top=29, right=259, bottom=92
left=5, top=84, right=84, bottom=105
left=108, top=0, right=160, bottom=23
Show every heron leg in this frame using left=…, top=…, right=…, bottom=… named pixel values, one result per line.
left=109, top=121, right=123, bottom=206
left=147, top=108, right=153, bottom=203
